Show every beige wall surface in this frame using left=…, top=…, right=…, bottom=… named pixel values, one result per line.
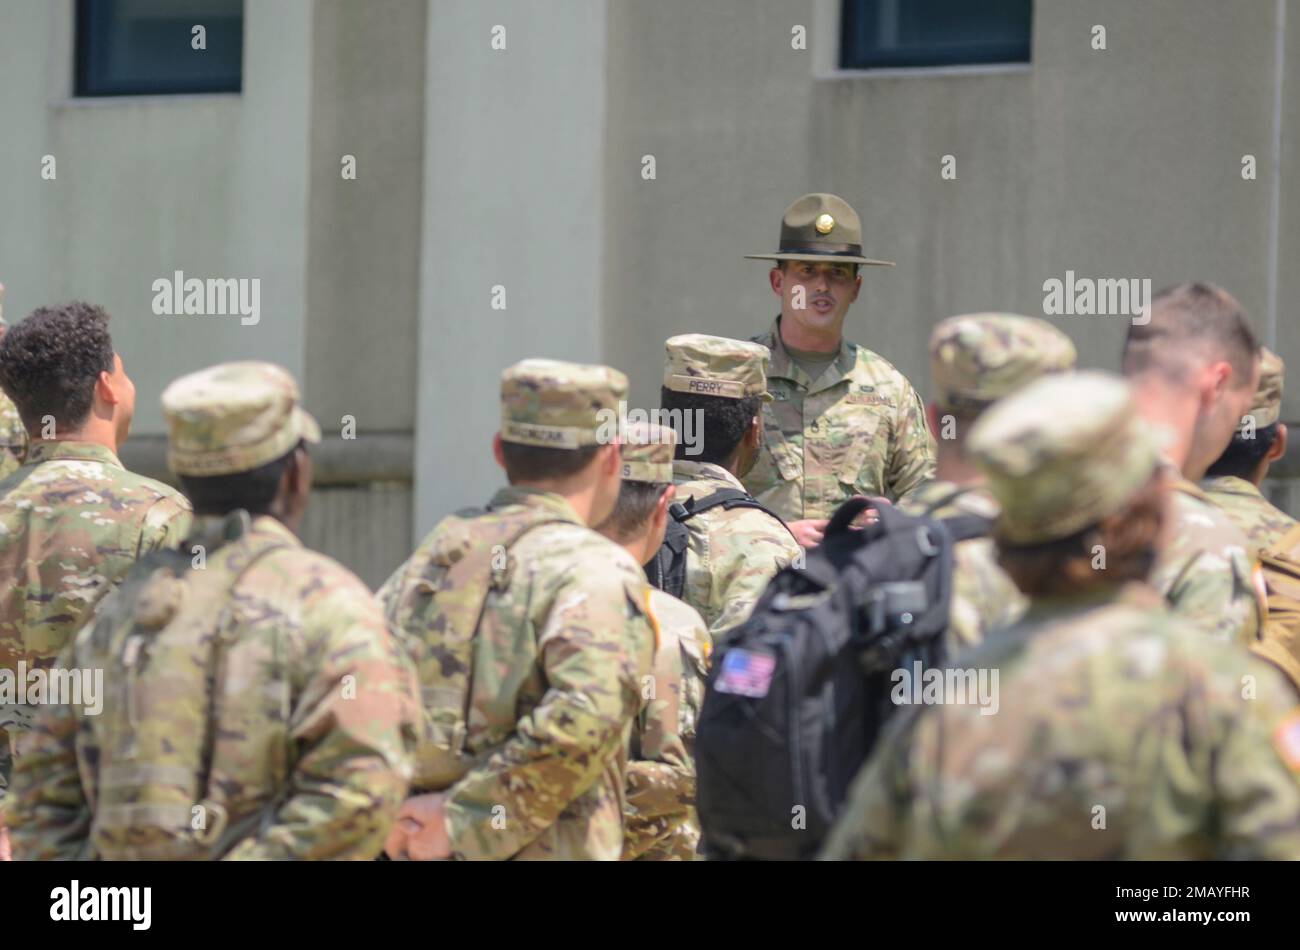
left=0, top=0, right=315, bottom=435
left=414, top=0, right=609, bottom=532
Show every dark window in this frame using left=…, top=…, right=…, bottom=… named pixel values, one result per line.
left=841, top=0, right=1032, bottom=70
left=76, top=0, right=243, bottom=96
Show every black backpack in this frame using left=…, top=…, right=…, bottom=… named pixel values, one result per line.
left=694, top=494, right=991, bottom=861
left=645, top=488, right=792, bottom=599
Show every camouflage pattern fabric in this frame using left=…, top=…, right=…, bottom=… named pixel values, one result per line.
left=900, top=479, right=1024, bottom=651
left=673, top=459, right=801, bottom=638
left=744, top=318, right=935, bottom=520
left=624, top=588, right=710, bottom=861
left=378, top=486, right=656, bottom=861
left=928, top=313, right=1077, bottom=413
left=499, top=358, right=628, bottom=449
left=820, top=583, right=1300, bottom=860
left=662, top=334, right=772, bottom=402
left=162, top=360, right=320, bottom=476
left=0, top=440, right=192, bottom=669
left=0, top=440, right=191, bottom=803
left=9, top=513, right=421, bottom=860
left=1201, top=474, right=1298, bottom=563
left=0, top=396, right=24, bottom=480
left=1152, top=474, right=1263, bottom=647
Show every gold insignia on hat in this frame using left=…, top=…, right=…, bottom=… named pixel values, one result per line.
left=815, top=213, right=835, bottom=235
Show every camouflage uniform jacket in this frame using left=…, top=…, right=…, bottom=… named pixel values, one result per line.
left=900, top=478, right=1025, bottom=651
left=743, top=318, right=936, bottom=521
left=624, top=588, right=710, bottom=861
left=8, top=514, right=422, bottom=860
left=379, top=487, right=656, bottom=861
left=0, top=441, right=191, bottom=805
left=0, top=440, right=192, bottom=671
left=1151, top=474, right=1262, bottom=647
left=1201, top=474, right=1299, bottom=563
left=820, top=582, right=1300, bottom=860
left=673, top=459, right=801, bottom=638
left=0, top=393, right=24, bottom=480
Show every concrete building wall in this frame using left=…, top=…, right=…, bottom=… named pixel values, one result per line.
left=414, top=0, right=608, bottom=532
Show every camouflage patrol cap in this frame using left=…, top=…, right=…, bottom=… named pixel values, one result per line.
left=1247, top=347, right=1285, bottom=428
left=500, top=358, right=628, bottom=449
left=745, top=193, right=894, bottom=267
left=621, top=421, right=677, bottom=483
left=664, top=334, right=772, bottom=402
left=969, top=371, right=1160, bottom=544
left=930, top=313, right=1077, bottom=412
left=162, top=361, right=321, bottom=476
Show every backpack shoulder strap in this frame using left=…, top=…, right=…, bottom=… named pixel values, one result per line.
left=917, top=484, right=974, bottom=517
left=939, top=513, right=993, bottom=544
left=681, top=488, right=797, bottom=542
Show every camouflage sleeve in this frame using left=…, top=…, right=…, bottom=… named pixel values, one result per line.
left=7, top=646, right=93, bottom=861
left=224, top=584, right=421, bottom=861
left=624, top=638, right=693, bottom=860
left=443, top=570, right=652, bottom=860
left=1211, top=658, right=1300, bottom=859
left=1162, top=549, right=1260, bottom=647
left=137, top=495, right=194, bottom=557
left=706, top=519, right=801, bottom=637
left=886, top=378, right=936, bottom=505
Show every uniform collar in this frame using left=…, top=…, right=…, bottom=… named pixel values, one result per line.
left=672, top=459, right=746, bottom=491
left=1019, top=581, right=1161, bottom=627
left=186, top=511, right=303, bottom=549
left=762, top=317, right=857, bottom=393
left=488, top=485, right=586, bottom=525
left=1200, top=474, right=1264, bottom=499
left=24, top=439, right=123, bottom=469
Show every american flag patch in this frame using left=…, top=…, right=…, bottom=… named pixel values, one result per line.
left=715, top=648, right=776, bottom=698
left=1275, top=712, right=1300, bottom=771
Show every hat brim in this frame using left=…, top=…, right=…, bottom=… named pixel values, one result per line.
left=744, top=253, right=895, bottom=267
left=295, top=406, right=322, bottom=444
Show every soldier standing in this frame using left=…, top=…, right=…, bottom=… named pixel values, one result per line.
left=902, top=313, right=1076, bottom=649
left=595, top=421, right=710, bottom=860
left=378, top=359, right=656, bottom=861
left=742, top=193, right=935, bottom=548
left=9, top=361, right=421, bottom=859
left=0, top=285, right=27, bottom=479
left=821, top=372, right=1300, bottom=860
left=0, top=302, right=191, bottom=859
left=1201, top=346, right=1296, bottom=560
left=657, top=334, right=801, bottom=638
left=1122, top=282, right=1263, bottom=645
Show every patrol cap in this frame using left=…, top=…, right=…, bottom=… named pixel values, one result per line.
left=745, top=193, right=894, bottom=267
left=969, top=371, right=1160, bottom=545
left=621, top=421, right=677, bottom=484
left=664, top=334, right=772, bottom=402
left=1247, top=347, right=1284, bottom=428
left=500, top=358, right=628, bottom=449
left=163, top=361, right=321, bottom=477
left=930, top=313, right=1077, bottom=413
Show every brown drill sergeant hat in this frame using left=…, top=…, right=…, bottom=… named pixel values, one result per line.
left=745, top=193, right=894, bottom=267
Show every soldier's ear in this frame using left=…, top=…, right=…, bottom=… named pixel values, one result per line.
left=769, top=267, right=784, bottom=297
left=492, top=433, right=506, bottom=470
left=1269, top=424, right=1288, bottom=463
